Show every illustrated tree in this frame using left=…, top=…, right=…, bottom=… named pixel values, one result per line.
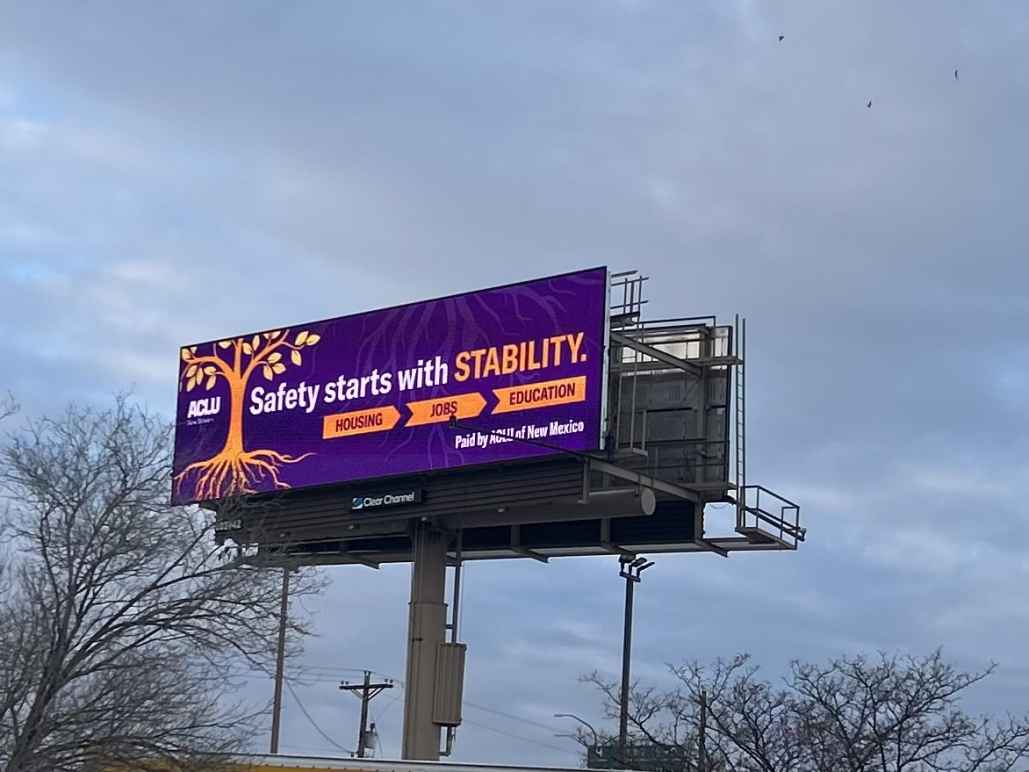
left=175, top=328, right=321, bottom=501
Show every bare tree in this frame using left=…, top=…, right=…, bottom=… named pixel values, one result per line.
left=0, top=398, right=323, bottom=772
left=580, top=651, right=1029, bottom=772
left=578, top=672, right=703, bottom=772
left=0, top=392, right=16, bottom=423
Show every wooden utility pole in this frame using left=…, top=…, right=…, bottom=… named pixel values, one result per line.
left=340, top=670, right=394, bottom=757
left=270, top=566, right=290, bottom=754
left=698, top=689, right=708, bottom=772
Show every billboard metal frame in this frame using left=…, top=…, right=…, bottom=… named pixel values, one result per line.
left=208, top=273, right=805, bottom=566
left=195, top=268, right=806, bottom=763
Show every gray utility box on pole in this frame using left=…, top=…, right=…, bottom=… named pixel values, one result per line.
left=432, top=642, right=467, bottom=727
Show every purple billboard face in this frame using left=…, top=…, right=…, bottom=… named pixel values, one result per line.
left=171, top=267, right=608, bottom=504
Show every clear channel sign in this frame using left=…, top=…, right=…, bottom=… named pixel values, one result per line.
left=171, top=267, right=608, bottom=505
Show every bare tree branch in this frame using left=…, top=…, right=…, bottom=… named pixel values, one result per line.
left=0, top=392, right=16, bottom=423
left=0, top=398, right=324, bottom=772
left=576, top=651, right=1029, bottom=772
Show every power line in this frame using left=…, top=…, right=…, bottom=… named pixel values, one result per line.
left=298, top=665, right=398, bottom=680
left=294, top=664, right=372, bottom=674
left=301, top=669, right=570, bottom=739
left=372, top=691, right=404, bottom=723
left=216, top=665, right=375, bottom=686
left=206, top=667, right=336, bottom=685
left=339, top=671, right=395, bottom=757
left=461, top=717, right=580, bottom=756
left=463, top=701, right=560, bottom=733
left=300, top=670, right=569, bottom=738
left=279, top=742, right=359, bottom=756
left=283, top=678, right=354, bottom=755
left=223, top=661, right=577, bottom=757
left=369, top=691, right=404, bottom=760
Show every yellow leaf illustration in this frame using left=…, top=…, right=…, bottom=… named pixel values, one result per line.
left=291, top=349, right=302, bottom=366
left=263, top=365, right=273, bottom=381
left=295, top=330, right=309, bottom=345
left=190, top=346, right=197, bottom=353
left=186, top=364, right=198, bottom=378
left=181, top=348, right=192, bottom=362
left=251, top=335, right=260, bottom=351
left=272, top=363, right=286, bottom=375
left=267, top=352, right=282, bottom=364
left=242, top=342, right=253, bottom=355
left=218, top=340, right=232, bottom=349
left=206, top=374, right=216, bottom=390
left=187, top=377, right=197, bottom=392
left=204, top=366, right=216, bottom=375
left=306, top=333, right=321, bottom=346
left=269, top=330, right=281, bottom=338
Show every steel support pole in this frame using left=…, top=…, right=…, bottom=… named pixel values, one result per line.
left=618, top=572, right=634, bottom=763
left=269, top=566, right=290, bottom=754
left=441, top=532, right=463, bottom=757
left=401, top=520, right=447, bottom=760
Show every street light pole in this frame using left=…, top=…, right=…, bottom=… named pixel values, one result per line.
left=618, top=568, right=634, bottom=758
left=554, top=712, right=600, bottom=748
left=617, top=555, right=654, bottom=765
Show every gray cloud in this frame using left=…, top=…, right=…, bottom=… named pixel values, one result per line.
left=3, top=0, right=1028, bottom=764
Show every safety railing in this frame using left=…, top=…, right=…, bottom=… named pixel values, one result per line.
left=736, top=485, right=805, bottom=549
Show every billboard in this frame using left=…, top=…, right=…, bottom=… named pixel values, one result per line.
left=172, top=268, right=608, bottom=505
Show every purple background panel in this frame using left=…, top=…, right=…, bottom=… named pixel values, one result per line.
left=172, top=268, right=608, bottom=504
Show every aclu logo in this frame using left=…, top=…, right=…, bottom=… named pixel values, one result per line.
left=187, top=396, right=222, bottom=418
left=350, top=490, right=421, bottom=511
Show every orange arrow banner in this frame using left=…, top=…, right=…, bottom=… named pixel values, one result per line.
left=406, top=392, right=487, bottom=427
left=492, top=375, right=587, bottom=415
left=323, top=405, right=401, bottom=439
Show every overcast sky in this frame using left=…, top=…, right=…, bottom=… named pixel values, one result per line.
left=3, top=0, right=1028, bottom=765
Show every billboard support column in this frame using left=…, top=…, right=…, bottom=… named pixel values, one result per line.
left=402, top=519, right=447, bottom=760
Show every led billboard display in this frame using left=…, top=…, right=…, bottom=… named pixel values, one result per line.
left=172, top=268, right=608, bottom=504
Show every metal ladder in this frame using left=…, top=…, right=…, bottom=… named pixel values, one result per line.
left=731, top=314, right=806, bottom=548
left=734, top=316, right=746, bottom=528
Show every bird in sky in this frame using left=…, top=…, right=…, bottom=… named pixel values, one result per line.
left=954, top=68, right=959, bottom=80
left=866, top=100, right=873, bottom=108
left=778, top=34, right=785, bottom=42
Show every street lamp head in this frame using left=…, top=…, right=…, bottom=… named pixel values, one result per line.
left=554, top=713, right=600, bottom=743
left=631, top=556, right=648, bottom=568
left=639, top=561, right=655, bottom=572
